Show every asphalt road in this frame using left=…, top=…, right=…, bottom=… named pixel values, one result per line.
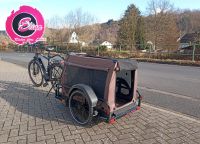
left=0, top=52, right=34, bottom=67
left=138, top=63, right=200, bottom=119
left=1, top=52, right=200, bottom=119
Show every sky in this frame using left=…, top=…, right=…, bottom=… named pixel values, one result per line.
left=1, top=0, right=200, bottom=30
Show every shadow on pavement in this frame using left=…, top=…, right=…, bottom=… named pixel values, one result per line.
left=0, top=81, right=102, bottom=127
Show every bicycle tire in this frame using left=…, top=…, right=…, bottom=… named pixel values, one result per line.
left=28, top=60, right=44, bottom=87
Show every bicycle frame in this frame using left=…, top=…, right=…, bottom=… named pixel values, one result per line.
left=33, top=51, right=63, bottom=82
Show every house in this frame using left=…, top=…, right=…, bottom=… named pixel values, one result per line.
left=69, top=32, right=79, bottom=44
left=69, top=32, right=87, bottom=46
left=177, top=32, right=200, bottom=53
left=178, top=32, right=200, bottom=49
left=147, top=41, right=155, bottom=51
left=101, top=41, right=113, bottom=49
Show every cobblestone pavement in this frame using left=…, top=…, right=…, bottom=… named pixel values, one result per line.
left=0, top=60, right=200, bottom=144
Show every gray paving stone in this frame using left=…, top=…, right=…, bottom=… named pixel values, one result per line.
left=0, top=133, right=9, bottom=143
left=9, top=128, right=19, bottom=137
left=17, top=139, right=27, bottom=144
left=27, top=133, right=37, bottom=143
left=64, top=134, right=81, bottom=141
left=81, top=132, right=91, bottom=142
left=55, top=132, right=64, bottom=143
left=46, top=138, right=56, bottom=144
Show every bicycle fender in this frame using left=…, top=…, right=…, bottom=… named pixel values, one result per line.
left=68, top=84, right=98, bottom=107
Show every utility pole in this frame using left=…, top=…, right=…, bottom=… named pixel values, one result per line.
left=192, top=31, right=200, bottom=62
left=192, top=44, right=196, bottom=62
left=97, top=39, right=100, bottom=56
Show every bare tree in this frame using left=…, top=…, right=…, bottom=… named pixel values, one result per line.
left=46, top=16, right=68, bottom=44
left=147, top=0, right=173, bottom=15
left=61, top=8, right=97, bottom=46
left=145, top=0, right=179, bottom=51
left=63, top=8, right=96, bottom=31
left=177, top=10, right=200, bottom=34
left=45, top=8, right=97, bottom=45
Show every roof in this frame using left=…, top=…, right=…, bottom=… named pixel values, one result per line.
left=65, top=54, right=138, bottom=71
left=180, top=32, right=199, bottom=43
left=101, top=41, right=112, bottom=45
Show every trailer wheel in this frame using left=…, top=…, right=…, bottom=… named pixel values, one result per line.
left=69, top=89, right=93, bottom=125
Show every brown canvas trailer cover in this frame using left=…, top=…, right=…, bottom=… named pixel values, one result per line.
left=61, top=54, right=141, bottom=124
left=64, top=55, right=138, bottom=71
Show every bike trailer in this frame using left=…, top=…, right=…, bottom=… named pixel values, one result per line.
left=60, top=54, right=142, bottom=125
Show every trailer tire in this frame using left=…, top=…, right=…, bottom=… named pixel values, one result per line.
left=69, top=89, right=94, bottom=125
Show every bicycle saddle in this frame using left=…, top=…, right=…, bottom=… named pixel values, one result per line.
left=46, top=47, right=54, bottom=51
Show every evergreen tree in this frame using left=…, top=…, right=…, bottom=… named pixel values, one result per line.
left=117, top=4, right=144, bottom=51
left=135, top=16, right=145, bottom=50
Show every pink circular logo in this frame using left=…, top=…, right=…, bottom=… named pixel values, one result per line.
left=6, top=5, right=45, bottom=45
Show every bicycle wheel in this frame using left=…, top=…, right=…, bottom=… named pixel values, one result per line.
left=28, top=60, right=43, bottom=87
left=49, top=62, right=63, bottom=83
left=69, top=90, right=93, bottom=125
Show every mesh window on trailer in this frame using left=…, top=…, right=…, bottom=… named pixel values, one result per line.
left=65, top=65, right=108, bottom=99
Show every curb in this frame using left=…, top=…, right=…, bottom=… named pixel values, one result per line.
left=134, top=59, right=200, bottom=67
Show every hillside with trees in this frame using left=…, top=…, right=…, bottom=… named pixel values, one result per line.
left=115, top=0, right=200, bottom=52
left=44, top=19, right=119, bottom=46
left=43, top=0, right=200, bottom=52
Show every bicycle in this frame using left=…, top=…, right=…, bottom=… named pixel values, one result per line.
left=28, top=46, right=64, bottom=88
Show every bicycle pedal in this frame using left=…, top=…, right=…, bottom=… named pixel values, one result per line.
left=43, top=83, right=48, bottom=87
